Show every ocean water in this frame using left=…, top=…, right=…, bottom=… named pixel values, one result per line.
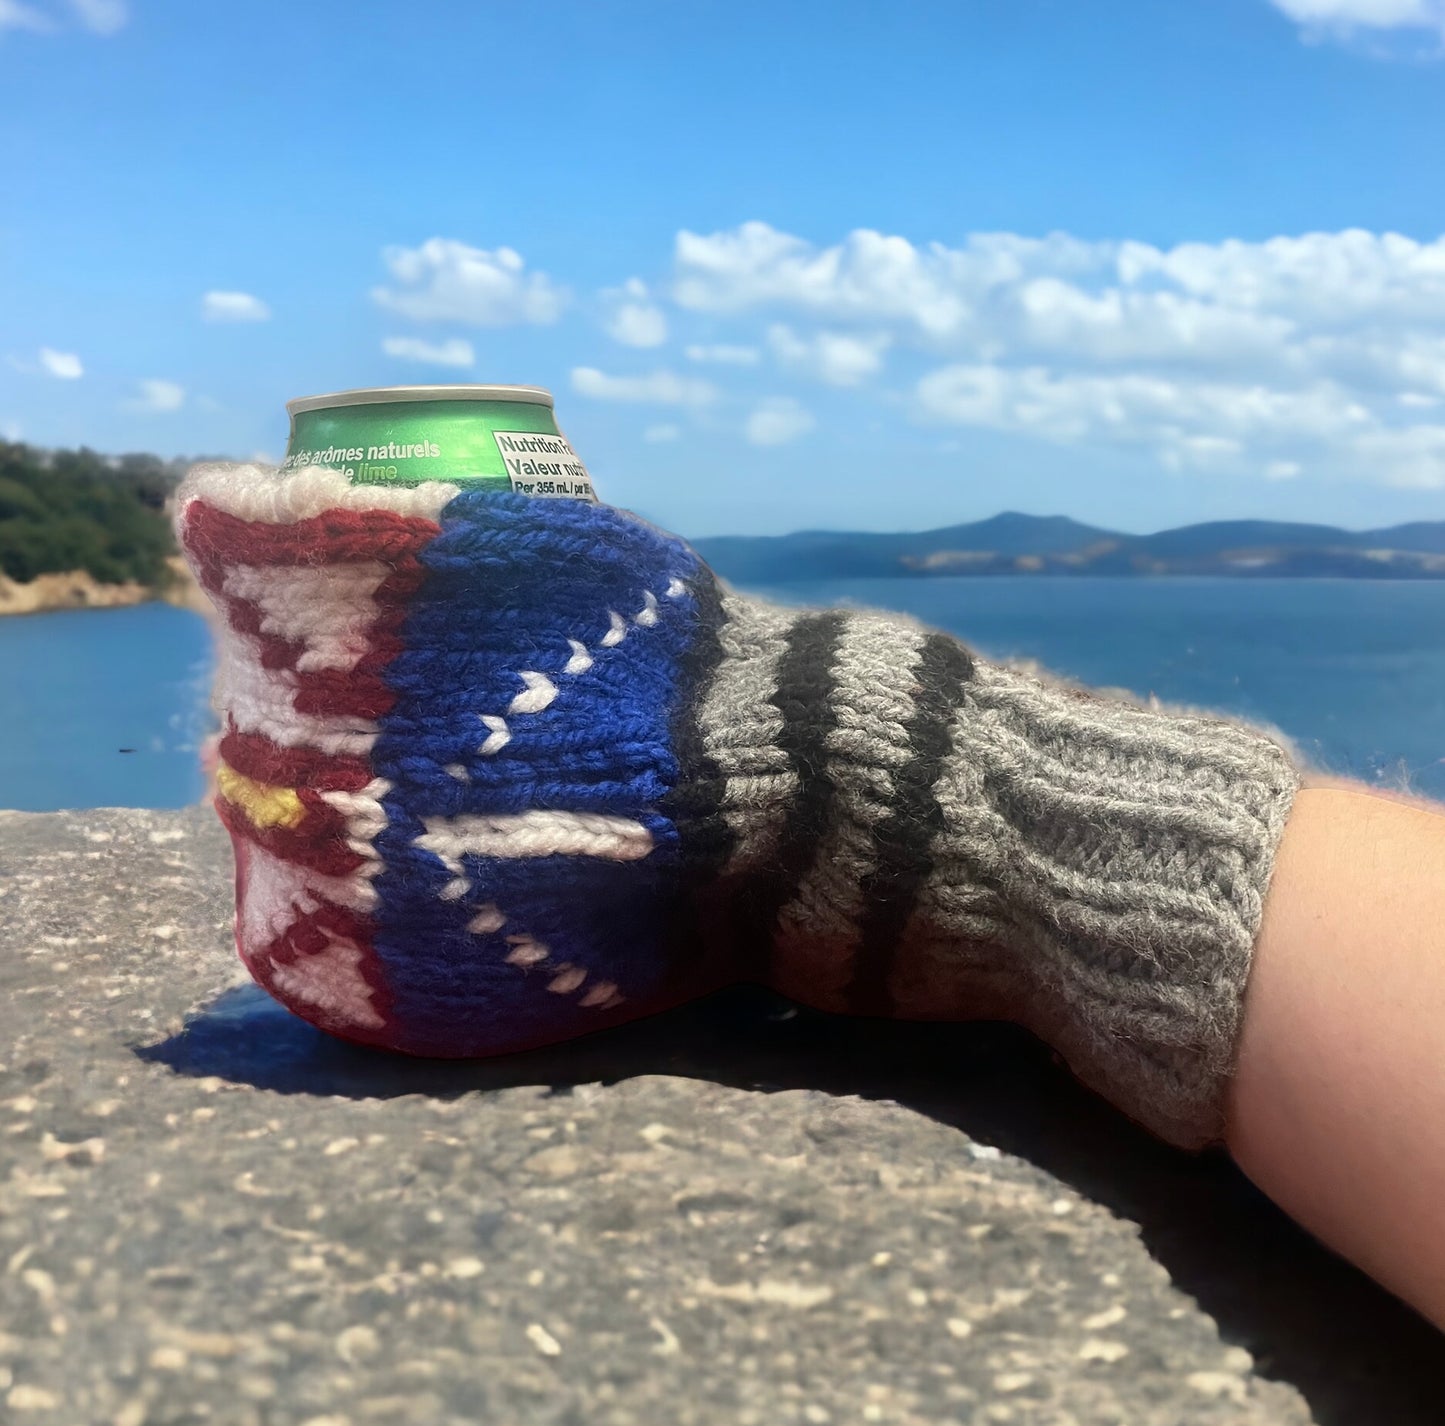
left=0, top=604, right=214, bottom=813
left=1, top=578, right=1441, bottom=812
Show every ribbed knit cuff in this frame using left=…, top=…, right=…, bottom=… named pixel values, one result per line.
left=676, top=592, right=1300, bottom=1151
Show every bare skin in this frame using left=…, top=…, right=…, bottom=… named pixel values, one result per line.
left=1226, top=783, right=1445, bottom=1329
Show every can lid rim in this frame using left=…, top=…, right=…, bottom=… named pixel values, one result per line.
left=286, top=384, right=555, bottom=416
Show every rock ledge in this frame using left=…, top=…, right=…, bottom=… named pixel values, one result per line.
left=0, top=807, right=1437, bottom=1425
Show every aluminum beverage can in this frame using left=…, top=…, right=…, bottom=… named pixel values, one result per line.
left=281, top=384, right=598, bottom=500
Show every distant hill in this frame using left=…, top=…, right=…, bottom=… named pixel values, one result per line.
left=692, top=512, right=1445, bottom=583
left=693, top=514, right=1115, bottom=583
left=6, top=441, right=1443, bottom=596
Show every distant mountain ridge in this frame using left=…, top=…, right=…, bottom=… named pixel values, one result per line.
left=691, top=512, right=1445, bottom=583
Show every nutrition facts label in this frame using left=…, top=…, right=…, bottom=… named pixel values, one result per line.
left=492, top=431, right=597, bottom=501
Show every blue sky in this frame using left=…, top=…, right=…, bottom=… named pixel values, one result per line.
left=5, top=0, right=1445, bottom=535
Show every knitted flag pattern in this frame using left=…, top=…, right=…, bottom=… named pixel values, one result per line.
left=178, top=466, right=718, bottom=1057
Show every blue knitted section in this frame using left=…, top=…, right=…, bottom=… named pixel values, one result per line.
left=369, top=492, right=710, bottom=1056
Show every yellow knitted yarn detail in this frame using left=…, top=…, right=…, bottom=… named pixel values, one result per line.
left=216, top=761, right=306, bottom=830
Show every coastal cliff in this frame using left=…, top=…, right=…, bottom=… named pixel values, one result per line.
left=0, top=568, right=154, bottom=616
left=0, top=440, right=203, bottom=617
left=0, top=557, right=209, bottom=618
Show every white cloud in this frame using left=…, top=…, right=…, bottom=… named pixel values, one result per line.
left=202, top=290, right=271, bottom=323
left=38, top=347, right=82, bottom=379
left=745, top=397, right=815, bottom=446
left=914, top=363, right=1445, bottom=487
left=643, top=424, right=681, bottom=443
left=373, top=239, right=567, bottom=326
left=1268, top=0, right=1445, bottom=34
left=916, top=365, right=1368, bottom=448
left=674, top=220, right=1103, bottom=337
left=674, top=220, right=1445, bottom=354
left=767, top=324, right=891, bottom=386
left=685, top=343, right=760, bottom=365
left=126, top=379, right=185, bottom=413
left=0, top=0, right=128, bottom=34
left=67, top=0, right=126, bottom=33
left=1011, top=277, right=1294, bottom=365
left=0, top=1, right=50, bottom=33
left=602, top=277, right=668, bottom=348
left=676, top=221, right=967, bottom=333
left=607, top=304, right=669, bottom=347
left=1349, top=423, right=1445, bottom=486
left=1115, top=230, right=1445, bottom=324
left=382, top=336, right=476, bottom=368
left=570, top=366, right=717, bottom=406
left=660, top=217, right=1445, bottom=490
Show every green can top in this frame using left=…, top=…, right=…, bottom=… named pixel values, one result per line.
left=281, top=384, right=598, bottom=499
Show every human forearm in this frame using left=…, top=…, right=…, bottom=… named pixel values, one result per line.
left=1226, top=785, right=1445, bottom=1328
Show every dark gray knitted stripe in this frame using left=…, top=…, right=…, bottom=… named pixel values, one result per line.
left=656, top=565, right=740, bottom=996
left=736, top=609, right=847, bottom=982
left=844, top=632, right=976, bottom=1015
left=659, top=564, right=736, bottom=878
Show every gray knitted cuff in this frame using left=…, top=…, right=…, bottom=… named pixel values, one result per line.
left=679, top=591, right=1300, bottom=1151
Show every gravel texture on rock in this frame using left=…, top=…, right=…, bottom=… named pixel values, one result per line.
left=0, top=807, right=1439, bottom=1426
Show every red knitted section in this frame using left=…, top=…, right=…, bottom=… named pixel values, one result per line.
left=183, top=500, right=439, bottom=721
left=183, top=501, right=441, bottom=581
left=231, top=835, right=396, bottom=1048
left=214, top=791, right=365, bottom=878
left=185, top=495, right=445, bottom=1048
left=218, top=726, right=374, bottom=794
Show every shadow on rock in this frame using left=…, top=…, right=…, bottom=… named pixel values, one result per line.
left=138, top=981, right=1440, bottom=1426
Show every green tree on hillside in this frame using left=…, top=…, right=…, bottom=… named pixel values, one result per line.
left=0, top=442, right=180, bottom=587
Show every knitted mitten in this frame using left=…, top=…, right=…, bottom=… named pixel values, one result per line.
left=179, top=465, right=1299, bottom=1151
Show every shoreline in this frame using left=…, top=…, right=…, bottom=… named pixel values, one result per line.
left=0, top=559, right=211, bottom=619
left=5, top=564, right=1445, bottom=618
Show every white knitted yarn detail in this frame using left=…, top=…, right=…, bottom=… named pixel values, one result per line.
left=471, top=585, right=677, bottom=757
left=175, top=462, right=458, bottom=529
left=417, top=810, right=655, bottom=872
left=216, top=636, right=381, bottom=756
left=504, top=934, right=550, bottom=966
left=269, top=937, right=385, bottom=1030
left=221, top=562, right=392, bottom=673
left=238, top=843, right=384, bottom=1028
left=499, top=935, right=622, bottom=1008
left=600, top=610, right=628, bottom=647
left=499, top=932, right=624, bottom=1008
left=317, top=778, right=394, bottom=894
left=467, top=903, right=507, bottom=934
left=477, top=715, right=511, bottom=756
left=508, top=671, right=559, bottom=714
